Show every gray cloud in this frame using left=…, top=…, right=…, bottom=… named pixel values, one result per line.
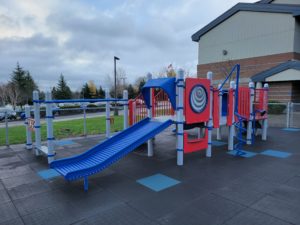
left=0, top=0, right=256, bottom=91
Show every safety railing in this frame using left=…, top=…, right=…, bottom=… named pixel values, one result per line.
left=128, top=89, right=174, bottom=126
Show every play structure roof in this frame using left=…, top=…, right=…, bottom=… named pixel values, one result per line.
left=142, top=77, right=176, bottom=110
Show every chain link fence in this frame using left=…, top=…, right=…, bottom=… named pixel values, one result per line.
left=1, top=103, right=299, bottom=146
left=0, top=106, right=123, bottom=146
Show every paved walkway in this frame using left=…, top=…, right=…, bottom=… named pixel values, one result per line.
left=0, top=127, right=299, bottom=225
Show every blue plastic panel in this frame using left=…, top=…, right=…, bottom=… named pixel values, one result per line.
left=142, top=78, right=176, bottom=110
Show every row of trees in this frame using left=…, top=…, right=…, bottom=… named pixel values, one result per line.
left=0, top=63, right=152, bottom=109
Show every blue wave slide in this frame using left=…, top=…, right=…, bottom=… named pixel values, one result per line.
left=50, top=118, right=173, bottom=190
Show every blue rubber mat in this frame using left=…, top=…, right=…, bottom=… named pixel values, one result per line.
left=38, top=169, right=61, bottom=180
left=54, top=140, right=76, bottom=146
left=227, top=150, right=257, bottom=158
left=212, top=141, right=227, bottom=146
left=282, top=128, right=300, bottom=132
left=260, top=150, right=291, bottom=158
left=137, top=173, right=180, bottom=192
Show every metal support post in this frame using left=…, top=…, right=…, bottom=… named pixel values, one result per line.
left=123, top=90, right=128, bottom=130
left=147, top=73, right=154, bottom=157
left=45, top=92, right=55, bottom=163
left=176, top=69, right=184, bottom=165
left=83, top=105, right=87, bottom=136
left=217, top=83, right=222, bottom=140
left=262, top=83, right=269, bottom=140
left=206, top=71, right=213, bottom=157
left=25, top=105, right=32, bottom=149
left=247, top=82, right=255, bottom=145
left=33, top=91, right=41, bottom=155
left=228, top=81, right=235, bottom=151
left=105, top=88, right=111, bottom=138
left=5, top=111, right=9, bottom=146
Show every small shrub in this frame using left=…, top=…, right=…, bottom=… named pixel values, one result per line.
left=268, top=100, right=286, bottom=114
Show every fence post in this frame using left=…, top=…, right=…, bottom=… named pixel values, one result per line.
left=4, top=111, right=9, bottom=146
left=33, top=91, right=41, bottom=155
left=291, top=102, right=294, bottom=128
left=206, top=71, right=213, bottom=157
left=247, top=82, right=254, bottom=145
left=105, top=88, right=110, bottom=138
left=83, top=105, right=87, bottom=136
left=262, top=83, right=269, bottom=140
left=217, top=83, right=222, bottom=140
left=147, top=73, right=154, bottom=157
left=45, top=92, right=55, bottom=164
left=286, top=102, right=291, bottom=128
left=176, top=69, right=184, bottom=165
left=25, top=105, right=32, bottom=150
left=228, top=81, right=235, bottom=151
left=123, top=90, right=128, bottom=130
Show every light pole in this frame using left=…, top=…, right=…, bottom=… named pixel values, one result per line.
left=114, top=56, right=120, bottom=116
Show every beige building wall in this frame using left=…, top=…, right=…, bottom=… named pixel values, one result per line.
left=266, top=69, right=300, bottom=81
left=271, top=0, right=300, bottom=4
left=294, top=18, right=300, bottom=53
left=198, top=11, right=295, bottom=65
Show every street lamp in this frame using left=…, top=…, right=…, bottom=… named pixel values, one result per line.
left=114, top=56, right=120, bottom=116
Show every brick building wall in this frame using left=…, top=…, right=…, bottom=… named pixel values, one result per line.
left=197, top=52, right=300, bottom=81
left=268, top=82, right=293, bottom=102
left=197, top=52, right=300, bottom=103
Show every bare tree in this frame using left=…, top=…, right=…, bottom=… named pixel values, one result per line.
left=0, top=83, right=8, bottom=106
left=6, top=82, right=21, bottom=110
left=106, top=67, right=127, bottom=98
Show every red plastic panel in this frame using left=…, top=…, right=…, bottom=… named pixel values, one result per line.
left=254, top=88, right=268, bottom=120
left=238, top=87, right=250, bottom=120
left=183, top=130, right=208, bottom=153
left=213, top=88, right=219, bottom=128
left=184, top=78, right=210, bottom=124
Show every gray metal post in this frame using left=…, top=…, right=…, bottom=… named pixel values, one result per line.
left=33, top=91, right=41, bottom=155
left=286, top=102, right=291, bottom=128
left=45, top=92, right=55, bottom=164
left=206, top=71, right=213, bottom=157
left=83, top=106, right=87, bottom=136
left=123, top=90, right=128, bottom=130
left=25, top=105, right=32, bottom=149
left=5, top=111, right=9, bottom=146
left=290, top=102, right=294, bottom=128
left=262, top=83, right=269, bottom=140
left=105, top=88, right=111, bottom=138
left=147, top=73, right=154, bottom=157
left=216, top=83, right=222, bottom=140
left=228, top=81, right=235, bottom=151
left=176, top=69, right=184, bottom=165
left=247, top=82, right=255, bottom=145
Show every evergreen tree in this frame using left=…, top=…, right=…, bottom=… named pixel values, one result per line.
left=24, top=71, right=38, bottom=104
left=10, top=63, right=38, bottom=106
left=81, top=83, right=92, bottom=99
left=52, top=74, right=72, bottom=99
left=98, top=86, right=105, bottom=98
left=127, top=84, right=136, bottom=99
left=138, top=79, right=146, bottom=93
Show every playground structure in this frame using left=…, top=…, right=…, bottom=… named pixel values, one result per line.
left=24, top=64, right=269, bottom=190
left=25, top=89, right=129, bottom=164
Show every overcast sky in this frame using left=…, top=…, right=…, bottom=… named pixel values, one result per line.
left=0, top=0, right=256, bottom=91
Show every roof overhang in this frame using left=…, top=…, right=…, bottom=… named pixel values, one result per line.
left=251, top=60, right=300, bottom=82
left=191, top=3, right=300, bottom=42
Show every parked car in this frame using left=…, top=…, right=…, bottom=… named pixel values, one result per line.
left=0, top=109, right=17, bottom=121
